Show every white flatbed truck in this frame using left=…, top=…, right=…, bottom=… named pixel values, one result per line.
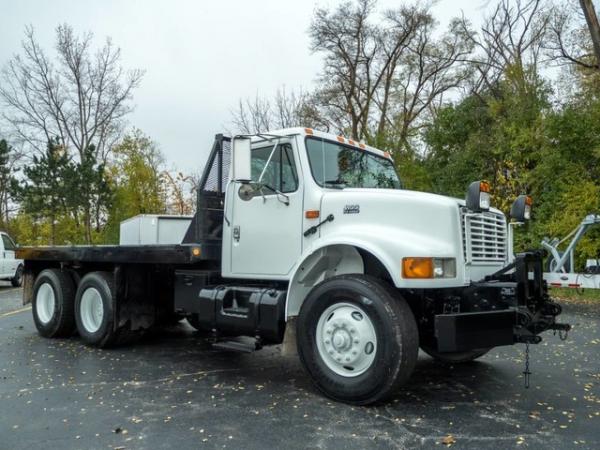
left=18, top=128, right=570, bottom=405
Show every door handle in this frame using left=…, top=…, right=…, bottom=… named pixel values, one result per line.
left=233, top=226, right=241, bottom=242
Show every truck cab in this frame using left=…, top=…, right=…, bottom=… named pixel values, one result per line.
left=19, top=127, right=568, bottom=405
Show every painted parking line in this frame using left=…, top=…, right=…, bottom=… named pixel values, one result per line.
left=0, top=306, right=31, bottom=318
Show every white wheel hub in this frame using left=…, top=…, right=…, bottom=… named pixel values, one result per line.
left=316, top=302, right=377, bottom=377
left=36, top=283, right=55, bottom=324
left=80, top=287, right=104, bottom=333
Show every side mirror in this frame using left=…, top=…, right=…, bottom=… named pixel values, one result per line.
left=232, top=136, right=251, bottom=183
left=510, top=195, right=532, bottom=222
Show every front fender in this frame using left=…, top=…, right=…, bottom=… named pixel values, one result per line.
left=285, top=225, right=466, bottom=318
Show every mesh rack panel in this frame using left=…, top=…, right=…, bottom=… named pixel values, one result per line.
left=182, top=135, right=231, bottom=244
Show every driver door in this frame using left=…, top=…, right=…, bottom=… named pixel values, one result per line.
left=229, top=139, right=303, bottom=277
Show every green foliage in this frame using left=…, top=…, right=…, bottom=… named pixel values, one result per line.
left=0, top=138, right=17, bottom=230
left=421, top=64, right=600, bottom=268
left=14, top=138, right=74, bottom=244
left=102, top=130, right=166, bottom=243
left=424, top=65, right=550, bottom=213
left=13, top=138, right=112, bottom=244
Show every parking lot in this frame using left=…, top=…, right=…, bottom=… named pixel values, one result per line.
left=0, top=286, right=599, bottom=450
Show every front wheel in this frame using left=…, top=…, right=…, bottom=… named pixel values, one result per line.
left=296, top=274, right=419, bottom=405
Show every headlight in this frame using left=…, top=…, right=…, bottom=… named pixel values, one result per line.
left=510, top=195, right=532, bottom=222
left=466, top=180, right=491, bottom=212
left=433, top=258, right=456, bottom=278
left=402, top=257, right=456, bottom=279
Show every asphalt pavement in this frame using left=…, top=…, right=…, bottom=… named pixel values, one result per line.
left=0, top=288, right=599, bottom=450
left=0, top=281, right=25, bottom=315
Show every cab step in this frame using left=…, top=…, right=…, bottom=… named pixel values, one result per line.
left=211, top=338, right=261, bottom=353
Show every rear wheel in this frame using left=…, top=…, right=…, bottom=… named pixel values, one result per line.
left=75, top=271, right=137, bottom=348
left=296, top=274, right=418, bottom=405
left=421, top=345, right=491, bottom=363
left=32, top=269, right=76, bottom=338
left=11, top=265, right=23, bottom=287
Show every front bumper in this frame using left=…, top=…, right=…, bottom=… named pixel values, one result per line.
left=434, top=251, right=570, bottom=352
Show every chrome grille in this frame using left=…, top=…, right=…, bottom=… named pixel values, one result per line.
left=461, top=209, right=507, bottom=264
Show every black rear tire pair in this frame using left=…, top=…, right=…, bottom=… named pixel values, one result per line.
left=32, top=269, right=135, bottom=347
left=296, top=274, right=419, bottom=405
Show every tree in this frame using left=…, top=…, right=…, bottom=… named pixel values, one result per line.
left=0, top=139, right=17, bottom=228
left=458, top=0, right=550, bottom=98
left=309, top=0, right=471, bottom=150
left=0, top=24, right=143, bottom=162
left=73, top=145, right=112, bottom=243
left=102, top=130, right=166, bottom=243
left=547, top=0, right=600, bottom=70
left=424, top=65, right=551, bottom=212
left=15, top=138, right=74, bottom=244
left=230, top=87, right=324, bottom=134
left=163, top=171, right=197, bottom=215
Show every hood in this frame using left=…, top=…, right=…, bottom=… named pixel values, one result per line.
left=317, top=188, right=464, bottom=257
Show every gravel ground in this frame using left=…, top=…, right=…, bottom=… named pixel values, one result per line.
left=0, top=292, right=598, bottom=450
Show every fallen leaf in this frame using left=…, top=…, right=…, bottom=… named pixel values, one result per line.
left=441, top=435, right=456, bottom=446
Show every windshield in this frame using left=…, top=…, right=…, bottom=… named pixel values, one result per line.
left=305, top=137, right=401, bottom=189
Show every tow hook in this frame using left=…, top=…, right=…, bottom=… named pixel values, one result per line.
left=549, top=322, right=571, bottom=341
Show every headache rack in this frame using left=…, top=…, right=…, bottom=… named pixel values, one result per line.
left=183, top=134, right=231, bottom=245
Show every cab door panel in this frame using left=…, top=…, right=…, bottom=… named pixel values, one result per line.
left=229, top=140, right=303, bottom=277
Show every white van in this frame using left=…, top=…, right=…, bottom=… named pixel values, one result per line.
left=0, top=232, right=23, bottom=287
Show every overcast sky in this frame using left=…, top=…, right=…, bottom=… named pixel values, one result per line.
left=0, top=0, right=492, bottom=171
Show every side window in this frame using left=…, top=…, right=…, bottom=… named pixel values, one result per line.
left=250, top=143, right=298, bottom=193
left=2, top=235, right=15, bottom=251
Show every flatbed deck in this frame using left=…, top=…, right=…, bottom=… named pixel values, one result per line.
left=16, top=242, right=221, bottom=265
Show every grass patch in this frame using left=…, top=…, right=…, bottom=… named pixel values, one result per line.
left=549, top=287, right=600, bottom=302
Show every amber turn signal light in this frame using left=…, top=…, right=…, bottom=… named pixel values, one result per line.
left=402, top=257, right=433, bottom=279
left=305, top=210, right=320, bottom=219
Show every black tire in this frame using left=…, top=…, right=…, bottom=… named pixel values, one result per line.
left=186, top=314, right=207, bottom=331
left=296, top=274, right=419, bottom=405
left=75, top=271, right=136, bottom=348
left=421, top=345, right=491, bottom=364
left=11, top=264, right=23, bottom=287
left=32, top=268, right=76, bottom=338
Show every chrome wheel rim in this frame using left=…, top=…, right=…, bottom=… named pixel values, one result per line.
left=80, top=287, right=104, bottom=333
left=316, top=302, right=377, bottom=377
left=36, top=283, right=55, bottom=324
